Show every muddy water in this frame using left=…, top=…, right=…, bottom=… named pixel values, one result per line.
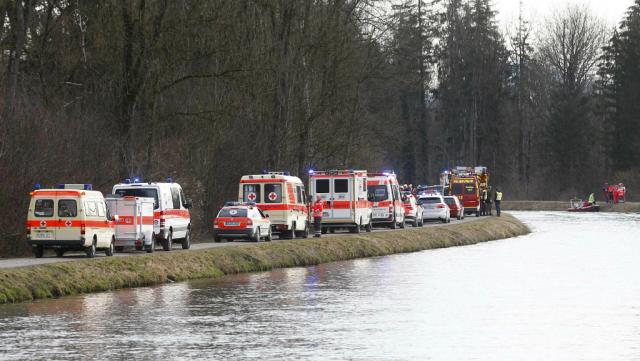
left=0, top=212, right=639, bottom=360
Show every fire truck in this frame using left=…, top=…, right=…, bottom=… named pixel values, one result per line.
left=238, top=172, right=309, bottom=239
left=447, top=166, right=490, bottom=216
left=308, top=169, right=373, bottom=233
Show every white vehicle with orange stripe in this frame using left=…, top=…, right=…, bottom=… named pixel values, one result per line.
left=113, top=178, right=193, bottom=251
left=367, top=172, right=405, bottom=228
left=238, top=172, right=309, bottom=238
left=106, top=195, right=155, bottom=252
left=26, top=184, right=116, bottom=258
left=308, top=169, right=373, bottom=233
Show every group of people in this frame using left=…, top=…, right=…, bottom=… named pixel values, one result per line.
left=602, top=182, right=626, bottom=204
left=480, top=187, right=503, bottom=216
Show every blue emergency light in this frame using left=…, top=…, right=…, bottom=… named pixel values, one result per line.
left=34, top=183, right=41, bottom=190
left=84, top=184, right=92, bottom=190
left=124, top=178, right=131, bottom=184
left=308, top=169, right=315, bottom=175
left=132, top=177, right=141, bottom=183
left=56, top=183, right=65, bottom=189
left=166, top=177, right=173, bottom=183
left=283, top=171, right=290, bottom=176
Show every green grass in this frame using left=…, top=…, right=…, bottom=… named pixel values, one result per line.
left=0, top=214, right=529, bottom=304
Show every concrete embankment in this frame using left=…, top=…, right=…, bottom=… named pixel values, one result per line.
left=502, top=200, right=640, bottom=213
left=0, top=215, right=529, bottom=304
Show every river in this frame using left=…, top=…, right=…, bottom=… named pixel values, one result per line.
left=0, top=211, right=638, bottom=360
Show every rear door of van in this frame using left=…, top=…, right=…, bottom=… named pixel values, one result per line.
left=30, top=194, right=56, bottom=241
left=56, top=194, right=81, bottom=242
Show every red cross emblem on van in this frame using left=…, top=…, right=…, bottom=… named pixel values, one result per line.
left=39, top=220, right=47, bottom=228
left=65, top=220, right=72, bottom=227
left=248, top=192, right=256, bottom=201
left=268, top=192, right=278, bottom=201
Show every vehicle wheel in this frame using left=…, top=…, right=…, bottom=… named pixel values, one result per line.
left=265, top=228, right=273, bottom=242
left=365, top=218, right=373, bottom=232
left=350, top=221, right=361, bottom=234
left=33, top=245, right=44, bottom=259
left=214, top=236, right=221, bottom=243
left=54, top=249, right=64, bottom=257
left=413, top=217, right=419, bottom=227
left=182, top=228, right=191, bottom=250
left=162, top=232, right=173, bottom=251
left=441, top=217, right=447, bottom=224
left=419, top=217, right=424, bottom=227
left=476, top=211, right=480, bottom=217
left=105, top=237, right=115, bottom=257
left=146, top=234, right=155, bottom=253
left=321, top=228, right=328, bottom=234
left=288, top=224, right=297, bottom=239
left=390, top=218, right=398, bottom=229
left=399, top=219, right=405, bottom=228
left=252, top=228, right=260, bottom=242
left=85, top=240, right=96, bottom=258
left=447, top=217, right=451, bottom=223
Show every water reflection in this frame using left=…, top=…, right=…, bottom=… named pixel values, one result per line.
left=0, top=212, right=639, bottom=360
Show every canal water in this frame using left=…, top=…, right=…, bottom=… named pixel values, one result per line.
left=1, top=212, right=639, bottom=360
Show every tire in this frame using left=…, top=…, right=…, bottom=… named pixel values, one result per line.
left=265, top=228, right=273, bottom=242
left=413, top=217, right=419, bottom=227
left=321, top=228, right=327, bottom=234
left=419, top=216, right=424, bottom=227
left=365, top=218, right=373, bottom=232
left=55, top=249, right=64, bottom=258
left=390, top=218, right=398, bottom=229
left=252, top=228, right=260, bottom=242
left=146, top=234, right=155, bottom=253
left=162, top=232, right=173, bottom=251
left=441, top=217, right=447, bottom=224
left=296, top=222, right=310, bottom=239
left=350, top=221, right=361, bottom=234
left=105, top=237, right=115, bottom=257
left=86, top=239, right=96, bottom=258
left=33, top=245, right=44, bottom=258
left=399, top=218, right=405, bottom=228
left=182, top=228, right=191, bottom=250
left=214, top=236, right=221, bottom=243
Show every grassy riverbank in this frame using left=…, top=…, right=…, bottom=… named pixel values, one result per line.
left=502, top=200, right=640, bottom=212
left=0, top=215, right=529, bottom=304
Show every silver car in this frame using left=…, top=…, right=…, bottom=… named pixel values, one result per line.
left=418, top=194, right=450, bottom=223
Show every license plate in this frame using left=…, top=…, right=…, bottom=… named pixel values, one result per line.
left=34, top=232, right=53, bottom=239
left=224, top=221, right=240, bottom=226
left=373, top=211, right=388, bottom=218
left=322, top=212, right=330, bottom=217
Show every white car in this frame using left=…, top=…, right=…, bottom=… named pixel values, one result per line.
left=418, top=194, right=450, bottom=223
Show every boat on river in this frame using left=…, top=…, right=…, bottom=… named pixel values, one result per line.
left=567, top=198, right=600, bottom=212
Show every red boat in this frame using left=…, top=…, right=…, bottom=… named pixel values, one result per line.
left=567, top=199, right=600, bottom=212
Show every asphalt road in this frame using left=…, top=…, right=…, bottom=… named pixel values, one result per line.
left=0, top=215, right=485, bottom=270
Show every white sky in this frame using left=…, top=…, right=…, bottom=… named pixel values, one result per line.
left=493, top=0, right=635, bottom=28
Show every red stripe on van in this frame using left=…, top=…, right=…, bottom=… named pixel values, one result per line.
left=239, top=179, right=286, bottom=183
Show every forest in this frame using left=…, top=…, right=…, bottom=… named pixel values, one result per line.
left=0, top=0, right=639, bottom=255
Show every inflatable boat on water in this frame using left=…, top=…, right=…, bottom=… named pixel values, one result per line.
left=567, top=198, right=600, bottom=212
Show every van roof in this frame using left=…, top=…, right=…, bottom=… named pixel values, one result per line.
left=240, top=174, right=303, bottom=183
left=114, top=182, right=179, bottom=188
left=31, top=189, right=104, bottom=198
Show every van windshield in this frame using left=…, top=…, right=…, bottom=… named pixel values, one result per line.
left=368, top=185, right=389, bottom=202
left=115, top=188, right=159, bottom=209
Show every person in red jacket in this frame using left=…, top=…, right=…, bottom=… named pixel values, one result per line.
left=312, top=196, right=324, bottom=238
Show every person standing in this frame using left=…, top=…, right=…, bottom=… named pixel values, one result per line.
left=494, top=188, right=503, bottom=217
left=480, top=188, right=487, bottom=216
left=588, top=192, right=596, bottom=205
left=486, top=186, right=493, bottom=216
left=312, top=196, right=324, bottom=238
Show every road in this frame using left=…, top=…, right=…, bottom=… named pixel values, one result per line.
left=0, top=216, right=484, bottom=269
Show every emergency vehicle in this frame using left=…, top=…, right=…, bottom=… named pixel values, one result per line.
left=106, top=195, right=155, bottom=252
left=26, top=184, right=116, bottom=258
left=308, top=169, right=373, bottom=233
left=112, top=178, right=192, bottom=251
left=447, top=166, right=490, bottom=216
left=367, top=172, right=405, bottom=228
left=213, top=202, right=272, bottom=242
left=238, top=172, right=309, bottom=238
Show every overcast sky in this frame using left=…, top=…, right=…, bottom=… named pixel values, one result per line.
left=493, top=0, right=635, bottom=28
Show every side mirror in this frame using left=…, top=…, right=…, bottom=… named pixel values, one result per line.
left=265, top=214, right=270, bottom=218
left=185, top=199, right=193, bottom=209
left=112, top=215, right=120, bottom=222
left=307, top=195, right=314, bottom=203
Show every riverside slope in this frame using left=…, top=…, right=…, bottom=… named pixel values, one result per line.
left=0, top=214, right=529, bottom=304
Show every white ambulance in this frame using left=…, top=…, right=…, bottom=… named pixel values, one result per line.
left=26, top=184, right=116, bottom=258
left=112, top=179, right=192, bottom=251
left=367, top=172, right=406, bottom=228
left=238, top=172, right=309, bottom=238
left=308, top=169, right=373, bottom=233
left=106, top=195, right=155, bottom=252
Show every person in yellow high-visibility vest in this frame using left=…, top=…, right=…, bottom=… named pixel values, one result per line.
left=494, top=188, right=503, bottom=216
left=588, top=193, right=595, bottom=205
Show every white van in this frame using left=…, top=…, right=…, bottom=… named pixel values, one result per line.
left=112, top=179, right=192, bottom=251
left=26, top=184, right=116, bottom=258
left=367, top=172, right=405, bottom=228
left=238, top=172, right=309, bottom=238
left=308, top=169, right=373, bottom=233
